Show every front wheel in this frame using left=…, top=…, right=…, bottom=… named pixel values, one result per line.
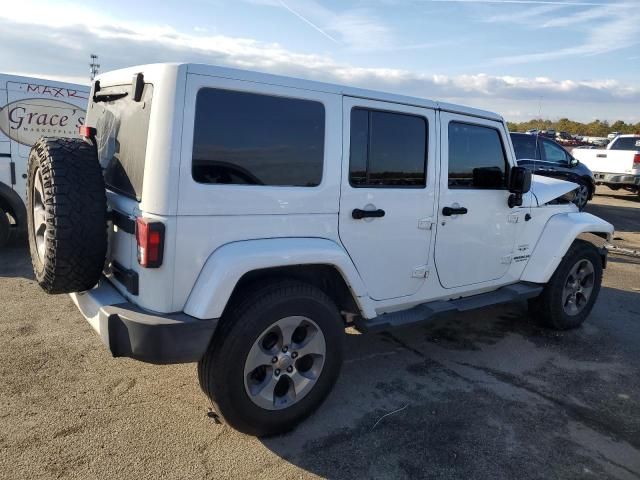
left=198, top=280, right=344, bottom=436
left=528, top=240, right=603, bottom=330
left=573, top=182, right=590, bottom=211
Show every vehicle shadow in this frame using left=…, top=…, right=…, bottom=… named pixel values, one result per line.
left=259, top=288, right=640, bottom=479
left=0, top=233, right=34, bottom=280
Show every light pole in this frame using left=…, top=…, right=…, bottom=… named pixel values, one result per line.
left=89, top=54, right=100, bottom=81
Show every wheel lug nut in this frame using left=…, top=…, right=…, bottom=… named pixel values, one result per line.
left=282, top=346, right=288, bottom=353
left=291, top=352, right=298, bottom=359
left=275, top=369, right=280, bottom=376
left=271, top=356, right=278, bottom=363
left=286, top=366, right=293, bottom=373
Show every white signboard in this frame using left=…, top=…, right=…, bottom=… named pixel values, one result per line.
left=0, top=98, right=85, bottom=146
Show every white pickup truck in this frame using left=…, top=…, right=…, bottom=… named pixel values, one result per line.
left=573, top=134, right=640, bottom=196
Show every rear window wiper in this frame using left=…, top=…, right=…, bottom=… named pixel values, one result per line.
left=93, top=91, right=128, bottom=103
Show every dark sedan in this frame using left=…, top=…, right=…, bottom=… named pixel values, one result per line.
left=510, top=132, right=595, bottom=210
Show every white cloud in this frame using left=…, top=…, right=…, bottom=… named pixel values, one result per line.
left=271, top=0, right=396, bottom=51
left=0, top=1, right=638, bottom=122
left=488, top=1, right=640, bottom=64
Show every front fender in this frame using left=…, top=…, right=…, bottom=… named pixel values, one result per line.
left=520, top=212, right=613, bottom=283
left=183, top=238, right=374, bottom=320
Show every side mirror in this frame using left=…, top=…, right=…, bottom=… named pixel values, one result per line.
left=570, top=157, right=579, bottom=167
left=508, top=166, right=531, bottom=208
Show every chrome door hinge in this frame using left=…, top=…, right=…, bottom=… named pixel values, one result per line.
left=412, top=265, right=429, bottom=278
left=418, top=218, right=434, bottom=230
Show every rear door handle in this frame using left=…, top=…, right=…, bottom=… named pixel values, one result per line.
left=442, top=206, right=468, bottom=216
left=352, top=208, right=385, bottom=220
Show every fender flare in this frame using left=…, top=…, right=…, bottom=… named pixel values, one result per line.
left=0, top=181, right=26, bottom=231
left=183, top=237, right=375, bottom=320
left=520, top=212, right=613, bottom=283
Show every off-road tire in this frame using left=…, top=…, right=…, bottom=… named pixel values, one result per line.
left=528, top=239, right=603, bottom=330
left=27, top=137, right=108, bottom=294
left=0, top=207, right=10, bottom=248
left=198, top=279, right=344, bottom=436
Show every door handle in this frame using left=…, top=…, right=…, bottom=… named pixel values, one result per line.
left=442, top=206, right=468, bottom=216
left=352, top=208, right=385, bottom=220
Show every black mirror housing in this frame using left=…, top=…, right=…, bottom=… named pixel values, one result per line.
left=508, top=166, right=532, bottom=208
left=509, top=166, right=531, bottom=194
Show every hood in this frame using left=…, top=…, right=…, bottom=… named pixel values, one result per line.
left=530, top=174, right=578, bottom=206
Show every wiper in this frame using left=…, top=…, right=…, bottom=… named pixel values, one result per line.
left=93, top=91, right=128, bottom=103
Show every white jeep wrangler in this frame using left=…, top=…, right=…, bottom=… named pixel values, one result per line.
left=27, top=63, right=613, bottom=436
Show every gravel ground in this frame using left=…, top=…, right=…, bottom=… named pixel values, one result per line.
left=1, top=187, right=639, bottom=480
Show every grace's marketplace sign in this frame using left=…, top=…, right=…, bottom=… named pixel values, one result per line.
left=0, top=98, right=85, bottom=146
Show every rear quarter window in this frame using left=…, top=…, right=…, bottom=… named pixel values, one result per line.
left=192, top=88, right=325, bottom=187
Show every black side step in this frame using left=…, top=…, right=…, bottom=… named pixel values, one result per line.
left=355, top=282, right=543, bottom=333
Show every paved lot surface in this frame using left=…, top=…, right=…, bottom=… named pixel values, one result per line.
left=1, top=187, right=639, bottom=480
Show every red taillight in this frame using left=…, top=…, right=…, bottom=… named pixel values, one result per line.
left=135, top=218, right=165, bottom=268
left=633, top=154, right=640, bottom=169
left=79, top=125, right=96, bottom=138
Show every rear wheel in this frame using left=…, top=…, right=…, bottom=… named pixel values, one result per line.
left=528, top=240, right=603, bottom=330
left=0, top=207, right=10, bottom=248
left=198, top=280, right=344, bottom=436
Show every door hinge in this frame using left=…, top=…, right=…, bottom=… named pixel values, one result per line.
left=418, top=218, right=434, bottom=230
left=507, top=213, right=520, bottom=224
left=10, top=162, right=16, bottom=185
left=412, top=265, right=429, bottom=278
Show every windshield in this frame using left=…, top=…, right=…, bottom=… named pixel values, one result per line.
left=85, top=83, right=153, bottom=201
left=609, top=136, right=640, bottom=151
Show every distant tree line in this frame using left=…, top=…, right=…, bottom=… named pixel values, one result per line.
left=506, top=118, right=640, bottom=137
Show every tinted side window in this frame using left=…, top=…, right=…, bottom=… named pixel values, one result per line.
left=511, top=134, right=538, bottom=160
left=192, top=88, right=325, bottom=186
left=349, top=108, right=427, bottom=187
left=542, top=140, right=568, bottom=163
left=610, top=137, right=640, bottom=150
left=448, top=122, right=508, bottom=189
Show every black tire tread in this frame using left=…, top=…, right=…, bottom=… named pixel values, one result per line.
left=528, top=239, right=603, bottom=330
left=27, top=137, right=107, bottom=294
left=0, top=206, right=10, bottom=248
left=198, top=279, right=344, bottom=436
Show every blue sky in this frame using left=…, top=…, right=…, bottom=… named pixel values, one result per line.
left=1, top=0, right=638, bottom=122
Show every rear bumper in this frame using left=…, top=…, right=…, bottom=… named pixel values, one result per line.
left=593, top=172, right=640, bottom=186
left=69, top=279, right=218, bottom=364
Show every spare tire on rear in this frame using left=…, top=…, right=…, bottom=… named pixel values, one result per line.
left=27, top=137, right=108, bottom=294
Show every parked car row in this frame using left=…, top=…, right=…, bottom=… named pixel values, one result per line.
left=522, top=129, right=631, bottom=148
